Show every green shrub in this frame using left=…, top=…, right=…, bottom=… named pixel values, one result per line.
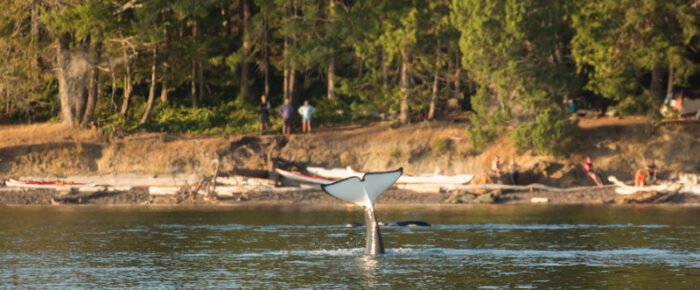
left=612, top=93, right=655, bottom=116
left=466, top=108, right=508, bottom=153
left=430, top=138, right=452, bottom=154
left=466, top=114, right=491, bottom=153
left=389, top=147, right=401, bottom=159
left=94, top=99, right=260, bottom=136
left=511, top=108, right=580, bottom=156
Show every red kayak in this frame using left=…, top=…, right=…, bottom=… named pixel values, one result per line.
left=6, top=179, right=95, bottom=188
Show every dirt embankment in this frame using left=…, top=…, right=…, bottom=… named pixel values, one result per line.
left=1, top=116, right=699, bottom=188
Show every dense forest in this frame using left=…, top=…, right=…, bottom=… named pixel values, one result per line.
left=0, top=0, right=698, bottom=154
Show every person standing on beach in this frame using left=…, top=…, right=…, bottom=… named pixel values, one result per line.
left=508, top=160, right=519, bottom=185
left=298, top=100, right=315, bottom=133
left=279, top=98, right=294, bottom=135
left=492, top=156, right=502, bottom=177
left=646, top=160, right=658, bottom=182
left=634, top=169, right=645, bottom=187
left=583, top=156, right=603, bottom=186
left=259, top=95, right=271, bottom=133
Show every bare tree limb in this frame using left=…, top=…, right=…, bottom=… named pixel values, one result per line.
left=113, top=0, right=142, bottom=15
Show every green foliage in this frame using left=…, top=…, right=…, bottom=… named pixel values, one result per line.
left=147, top=101, right=258, bottom=134
left=612, top=93, right=656, bottom=116
left=466, top=113, right=492, bottom=153
left=0, top=0, right=698, bottom=137
left=570, top=0, right=699, bottom=101
left=94, top=100, right=259, bottom=135
left=511, top=108, right=580, bottom=156
left=312, top=96, right=355, bottom=125
left=466, top=87, right=510, bottom=152
left=430, top=138, right=452, bottom=154
left=451, top=0, right=579, bottom=113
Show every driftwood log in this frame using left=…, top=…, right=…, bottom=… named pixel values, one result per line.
left=452, top=183, right=616, bottom=192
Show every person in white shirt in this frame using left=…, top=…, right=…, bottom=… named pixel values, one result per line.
left=298, top=100, right=316, bottom=133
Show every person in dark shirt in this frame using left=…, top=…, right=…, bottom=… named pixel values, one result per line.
left=508, top=159, right=519, bottom=185
left=259, top=95, right=271, bottom=134
left=279, top=98, right=294, bottom=135
left=646, top=160, right=658, bottom=182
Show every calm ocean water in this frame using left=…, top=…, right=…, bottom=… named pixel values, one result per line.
left=0, top=204, right=698, bottom=288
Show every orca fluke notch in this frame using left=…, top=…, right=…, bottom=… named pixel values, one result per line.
left=321, top=168, right=403, bottom=255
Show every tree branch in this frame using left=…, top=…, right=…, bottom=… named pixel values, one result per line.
left=113, top=0, right=142, bottom=15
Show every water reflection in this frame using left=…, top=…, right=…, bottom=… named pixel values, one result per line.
left=356, top=255, right=379, bottom=287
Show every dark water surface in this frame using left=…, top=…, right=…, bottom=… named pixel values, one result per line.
left=0, top=204, right=698, bottom=288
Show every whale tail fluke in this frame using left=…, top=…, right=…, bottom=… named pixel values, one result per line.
left=320, top=168, right=403, bottom=256
left=321, top=168, right=403, bottom=207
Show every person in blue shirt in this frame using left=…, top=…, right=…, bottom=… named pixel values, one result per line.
left=298, top=100, right=316, bottom=133
left=279, top=98, right=294, bottom=135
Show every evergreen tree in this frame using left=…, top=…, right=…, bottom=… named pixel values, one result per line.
left=571, top=0, right=700, bottom=110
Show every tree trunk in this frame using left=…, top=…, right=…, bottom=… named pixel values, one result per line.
left=283, top=36, right=289, bottom=101
left=326, top=0, right=336, bottom=100
left=283, top=2, right=293, bottom=102
left=240, top=0, right=251, bottom=102
left=454, top=69, right=463, bottom=108
left=382, top=49, right=388, bottom=90
left=650, top=65, right=665, bottom=101
left=262, top=15, right=270, bottom=98
left=283, top=2, right=298, bottom=104
left=446, top=48, right=453, bottom=99
left=191, top=18, right=198, bottom=108
left=289, top=63, right=297, bottom=105
left=666, top=64, right=673, bottom=97
left=198, top=61, right=204, bottom=100
left=56, top=33, right=90, bottom=127
left=30, top=0, right=41, bottom=40
left=30, top=0, right=41, bottom=74
left=160, top=23, right=169, bottom=103
left=140, top=46, right=158, bottom=125
left=399, top=48, right=410, bottom=125
left=327, top=55, right=335, bottom=100
left=160, top=78, right=168, bottom=103
left=81, top=39, right=102, bottom=127
left=120, top=45, right=133, bottom=116
left=428, top=39, right=440, bottom=120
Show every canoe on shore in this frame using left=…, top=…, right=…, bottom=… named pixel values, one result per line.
left=307, top=166, right=472, bottom=184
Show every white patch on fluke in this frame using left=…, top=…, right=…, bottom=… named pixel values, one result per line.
left=321, top=168, right=403, bottom=207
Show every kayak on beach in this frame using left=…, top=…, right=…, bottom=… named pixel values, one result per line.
left=306, top=166, right=363, bottom=179
left=5, top=179, right=96, bottom=189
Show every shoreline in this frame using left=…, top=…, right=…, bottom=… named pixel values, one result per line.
left=1, top=186, right=698, bottom=207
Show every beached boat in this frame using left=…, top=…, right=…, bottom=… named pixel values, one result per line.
left=148, top=187, right=180, bottom=195
left=397, top=174, right=472, bottom=184
left=5, top=179, right=96, bottom=189
left=608, top=176, right=682, bottom=195
left=306, top=166, right=362, bottom=179
left=275, top=168, right=333, bottom=185
left=307, top=166, right=472, bottom=184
